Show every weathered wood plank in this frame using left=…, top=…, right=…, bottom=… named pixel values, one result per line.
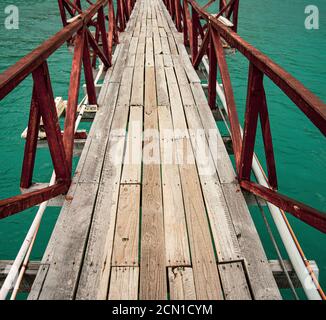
left=130, top=67, right=145, bottom=107
left=168, top=267, right=196, bottom=300
left=30, top=0, right=282, bottom=301
left=121, top=106, right=143, bottom=184
left=108, top=267, right=139, bottom=300
left=173, top=56, right=242, bottom=263
left=76, top=57, right=136, bottom=300
left=190, top=82, right=237, bottom=184
left=139, top=67, right=166, bottom=300
left=77, top=82, right=120, bottom=183
left=76, top=109, right=129, bottom=300
left=36, top=182, right=99, bottom=300
left=158, top=105, right=191, bottom=267
left=28, top=35, right=126, bottom=300
left=221, top=183, right=282, bottom=300
left=126, top=37, right=139, bottom=67
left=112, top=184, right=140, bottom=266
left=155, top=55, right=170, bottom=106
left=218, top=262, right=252, bottom=300
left=165, top=66, right=223, bottom=300
left=145, top=36, right=154, bottom=67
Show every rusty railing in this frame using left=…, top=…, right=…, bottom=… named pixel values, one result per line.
left=0, top=0, right=135, bottom=219
left=164, top=0, right=326, bottom=234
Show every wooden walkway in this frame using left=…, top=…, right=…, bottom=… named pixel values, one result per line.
left=29, top=0, right=281, bottom=300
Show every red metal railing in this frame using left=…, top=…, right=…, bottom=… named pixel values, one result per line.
left=0, top=0, right=134, bottom=219
left=164, top=0, right=326, bottom=233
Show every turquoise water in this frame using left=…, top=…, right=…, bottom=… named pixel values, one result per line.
left=0, top=0, right=325, bottom=299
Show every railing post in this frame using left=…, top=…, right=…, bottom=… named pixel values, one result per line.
left=232, top=0, right=239, bottom=32
left=63, top=29, right=85, bottom=173
left=191, top=7, right=199, bottom=64
left=32, top=62, right=70, bottom=185
left=117, top=0, right=126, bottom=31
left=87, top=29, right=111, bottom=68
left=108, top=0, right=118, bottom=64
left=175, top=0, right=182, bottom=32
left=83, top=33, right=97, bottom=105
left=123, top=0, right=130, bottom=21
left=239, top=63, right=277, bottom=189
left=183, top=0, right=192, bottom=50
left=211, top=30, right=242, bottom=171
left=182, top=0, right=189, bottom=46
left=20, top=87, right=41, bottom=189
left=92, top=24, right=100, bottom=68
left=239, top=63, right=261, bottom=182
left=98, top=5, right=110, bottom=62
left=220, top=0, right=227, bottom=11
left=193, top=28, right=210, bottom=69
left=208, top=30, right=217, bottom=110
left=259, top=90, right=278, bottom=189
left=58, top=0, right=68, bottom=27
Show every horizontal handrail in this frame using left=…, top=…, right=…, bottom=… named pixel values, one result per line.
left=165, top=0, right=326, bottom=234
left=0, top=0, right=109, bottom=100
left=165, top=0, right=326, bottom=300
left=189, top=0, right=326, bottom=137
left=0, top=0, right=134, bottom=219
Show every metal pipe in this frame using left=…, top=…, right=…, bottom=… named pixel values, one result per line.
left=202, top=56, right=323, bottom=300
left=256, top=197, right=299, bottom=300
left=0, top=61, right=105, bottom=299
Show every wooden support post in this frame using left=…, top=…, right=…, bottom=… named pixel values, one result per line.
left=259, top=86, right=278, bottom=189
left=239, top=63, right=261, bottom=182
left=87, top=29, right=111, bottom=68
left=117, top=0, right=126, bottom=31
left=211, top=31, right=242, bottom=171
left=75, top=0, right=81, bottom=10
left=220, top=0, right=227, bottom=11
left=170, top=0, right=176, bottom=22
left=91, top=24, right=100, bottom=68
left=63, top=30, right=85, bottom=173
left=123, top=0, right=130, bottom=21
left=20, top=87, right=41, bottom=189
left=208, top=32, right=217, bottom=110
left=191, top=7, right=199, bottom=64
left=197, top=20, right=205, bottom=40
left=182, top=1, right=189, bottom=46
left=83, top=34, right=97, bottom=105
left=32, top=62, right=70, bottom=184
left=183, top=0, right=192, bottom=49
left=175, top=0, right=182, bottom=32
left=239, top=63, right=277, bottom=189
left=108, top=0, right=119, bottom=64
left=127, top=0, right=132, bottom=18
left=97, top=6, right=110, bottom=63
left=232, top=0, right=239, bottom=32
left=193, top=28, right=209, bottom=69
left=58, top=0, right=68, bottom=27
left=62, top=0, right=74, bottom=17
left=65, top=0, right=82, bottom=15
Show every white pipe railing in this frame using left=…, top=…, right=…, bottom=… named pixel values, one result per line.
left=0, top=63, right=105, bottom=300
left=202, top=56, right=322, bottom=300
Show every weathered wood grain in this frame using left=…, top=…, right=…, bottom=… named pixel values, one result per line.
left=108, top=267, right=139, bottom=300
left=139, top=66, right=166, bottom=300
left=168, top=267, right=196, bottom=300
left=112, top=185, right=140, bottom=266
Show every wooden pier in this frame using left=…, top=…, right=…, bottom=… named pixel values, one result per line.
left=1, top=0, right=325, bottom=301
left=28, top=0, right=281, bottom=300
